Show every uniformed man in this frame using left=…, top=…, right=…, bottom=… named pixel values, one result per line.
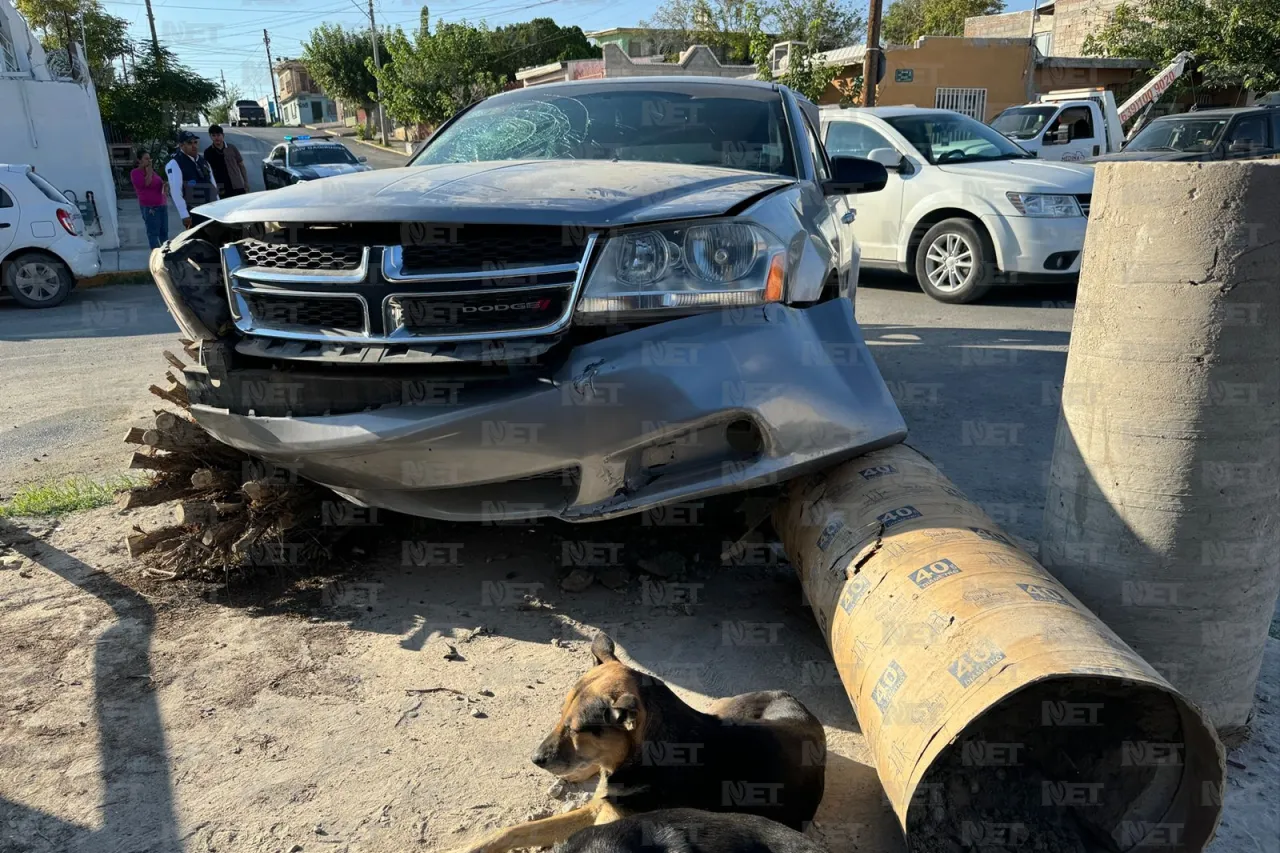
left=165, top=130, right=219, bottom=230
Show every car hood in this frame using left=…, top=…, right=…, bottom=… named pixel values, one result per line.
left=294, top=162, right=373, bottom=179
left=1088, top=150, right=1209, bottom=163
left=199, top=160, right=795, bottom=227
left=937, top=159, right=1095, bottom=193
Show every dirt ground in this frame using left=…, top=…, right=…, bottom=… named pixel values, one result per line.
left=2, top=283, right=1276, bottom=853
left=1, top=500, right=1276, bottom=853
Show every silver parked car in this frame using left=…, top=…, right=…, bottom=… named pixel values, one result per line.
left=151, top=77, right=906, bottom=522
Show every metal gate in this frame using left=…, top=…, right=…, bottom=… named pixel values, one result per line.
left=935, top=87, right=988, bottom=121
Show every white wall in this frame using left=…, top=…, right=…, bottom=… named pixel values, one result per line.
left=0, top=6, right=119, bottom=248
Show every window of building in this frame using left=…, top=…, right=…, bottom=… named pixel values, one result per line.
left=1, top=19, right=20, bottom=73
left=1033, top=31, right=1053, bottom=56
left=935, top=87, right=988, bottom=121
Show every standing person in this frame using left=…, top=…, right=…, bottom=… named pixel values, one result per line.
left=130, top=150, right=169, bottom=250
left=165, top=130, right=219, bottom=231
left=204, top=124, right=250, bottom=198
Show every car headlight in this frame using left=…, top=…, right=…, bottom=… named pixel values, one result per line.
left=1006, top=193, right=1082, bottom=217
left=576, top=220, right=787, bottom=322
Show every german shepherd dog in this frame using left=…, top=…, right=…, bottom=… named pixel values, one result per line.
left=452, top=634, right=826, bottom=853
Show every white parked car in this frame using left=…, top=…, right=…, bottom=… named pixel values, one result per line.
left=0, top=164, right=101, bottom=308
left=819, top=107, right=1094, bottom=303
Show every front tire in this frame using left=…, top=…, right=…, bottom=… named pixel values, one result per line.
left=914, top=218, right=994, bottom=304
left=4, top=252, right=74, bottom=308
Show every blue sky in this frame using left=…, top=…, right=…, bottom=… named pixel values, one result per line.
left=97, top=0, right=1039, bottom=102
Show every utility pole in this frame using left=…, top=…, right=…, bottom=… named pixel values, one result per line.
left=1025, top=0, right=1039, bottom=101
left=264, top=30, right=281, bottom=126
left=143, top=0, right=161, bottom=64
left=367, top=0, right=392, bottom=145
left=220, top=68, right=227, bottom=97
left=860, top=0, right=882, bottom=107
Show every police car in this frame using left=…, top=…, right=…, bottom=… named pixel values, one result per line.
left=261, top=136, right=373, bottom=189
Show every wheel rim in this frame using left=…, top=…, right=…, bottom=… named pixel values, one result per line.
left=924, top=233, right=976, bottom=293
left=14, top=262, right=63, bottom=301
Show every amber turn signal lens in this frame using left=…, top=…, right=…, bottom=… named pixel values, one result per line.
left=764, top=252, right=785, bottom=302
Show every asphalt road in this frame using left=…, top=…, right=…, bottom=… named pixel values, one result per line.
left=184, top=125, right=409, bottom=194
left=0, top=274, right=1075, bottom=547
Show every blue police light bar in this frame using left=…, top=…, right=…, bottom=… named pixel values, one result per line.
left=283, top=135, right=311, bottom=141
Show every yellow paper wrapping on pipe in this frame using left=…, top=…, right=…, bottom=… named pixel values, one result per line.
left=775, top=444, right=1224, bottom=852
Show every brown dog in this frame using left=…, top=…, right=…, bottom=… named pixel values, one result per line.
left=452, top=633, right=826, bottom=853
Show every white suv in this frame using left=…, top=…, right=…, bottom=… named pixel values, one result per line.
left=0, top=164, right=102, bottom=308
left=820, top=107, right=1093, bottom=303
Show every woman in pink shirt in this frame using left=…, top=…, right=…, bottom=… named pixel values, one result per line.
left=130, top=150, right=169, bottom=249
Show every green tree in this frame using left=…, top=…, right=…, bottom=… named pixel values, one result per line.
left=373, top=17, right=503, bottom=129
left=645, top=0, right=863, bottom=60
left=881, top=0, right=925, bottom=44
left=98, top=48, right=219, bottom=147
left=922, top=0, right=1004, bottom=36
left=1085, top=0, right=1280, bottom=92
left=750, top=14, right=841, bottom=100
left=301, top=24, right=379, bottom=132
left=14, top=0, right=129, bottom=87
left=642, top=0, right=758, bottom=61
left=771, top=0, right=865, bottom=49
left=487, top=17, right=600, bottom=81
left=880, top=0, right=1003, bottom=43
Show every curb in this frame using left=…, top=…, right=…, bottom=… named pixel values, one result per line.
left=78, top=270, right=153, bottom=289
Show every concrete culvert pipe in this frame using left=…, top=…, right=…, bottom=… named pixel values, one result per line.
left=776, top=445, right=1225, bottom=852
left=1041, top=161, right=1280, bottom=740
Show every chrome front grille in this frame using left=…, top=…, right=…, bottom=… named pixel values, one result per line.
left=222, top=232, right=596, bottom=345
left=243, top=292, right=366, bottom=333
left=398, top=226, right=582, bottom=273
left=1076, top=194, right=1091, bottom=217
left=238, top=238, right=365, bottom=270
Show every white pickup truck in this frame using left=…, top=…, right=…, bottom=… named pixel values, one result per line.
left=990, top=89, right=1125, bottom=161
left=991, top=52, right=1196, bottom=161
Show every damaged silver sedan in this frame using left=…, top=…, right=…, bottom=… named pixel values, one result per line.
left=151, top=77, right=907, bottom=522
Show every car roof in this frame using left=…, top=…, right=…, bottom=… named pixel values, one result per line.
left=819, top=105, right=956, bottom=119
left=1151, top=107, right=1274, bottom=120
left=482, top=76, right=786, bottom=106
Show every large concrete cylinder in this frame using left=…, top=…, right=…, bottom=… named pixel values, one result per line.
left=1041, top=162, right=1280, bottom=739
left=776, top=445, right=1224, bottom=851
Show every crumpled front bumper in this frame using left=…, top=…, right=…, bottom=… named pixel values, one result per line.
left=190, top=300, right=907, bottom=521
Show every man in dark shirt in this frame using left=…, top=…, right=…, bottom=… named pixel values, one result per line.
left=204, top=125, right=250, bottom=197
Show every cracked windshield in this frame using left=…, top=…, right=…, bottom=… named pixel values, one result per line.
left=410, top=87, right=796, bottom=176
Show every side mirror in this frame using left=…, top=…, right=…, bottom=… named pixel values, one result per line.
left=358, top=156, right=368, bottom=163
left=867, top=147, right=905, bottom=171
left=824, top=156, right=888, bottom=195
left=1044, top=126, right=1070, bottom=145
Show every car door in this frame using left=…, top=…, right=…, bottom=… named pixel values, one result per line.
left=822, top=118, right=905, bottom=263
left=1040, top=106, right=1097, bottom=161
left=798, top=113, right=850, bottom=287
left=0, top=183, right=17, bottom=258
left=264, top=145, right=286, bottom=188
left=1222, top=114, right=1269, bottom=159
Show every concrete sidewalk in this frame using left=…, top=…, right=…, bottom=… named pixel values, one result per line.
left=93, top=199, right=185, bottom=278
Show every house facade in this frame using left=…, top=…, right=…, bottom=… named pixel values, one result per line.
left=273, top=59, right=337, bottom=126
left=817, top=37, right=1150, bottom=120
left=0, top=1, right=119, bottom=248
left=964, top=0, right=1127, bottom=59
